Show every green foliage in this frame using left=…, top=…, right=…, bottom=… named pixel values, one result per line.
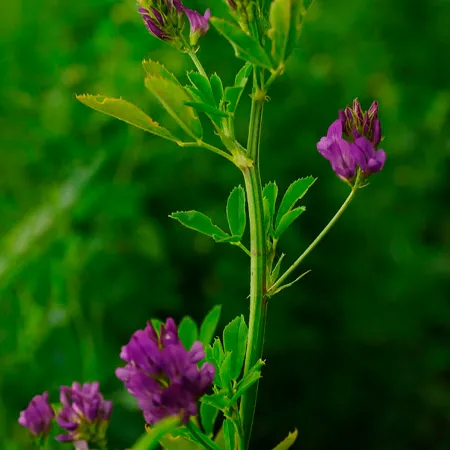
left=170, top=211, right=228, bottom=241
left=228, top=359, right=264, bottom=405
left=211, top=18, right=273, bottom=69
left=178, top=316, right=198, bottom=349
left=223, top=419, right=236, bottom=450
left=199, top=305, right=222, bottom=345
left=263, top=181, right=279, bottom=236
left=271, top=429, right=298, bottom=450
left=269, top=0, right=291, bottom=65
left=145, top=76, right=203, bottom=139
left=223, top=315, right=248, bottom=380
left=200, top=402, right=220, bottom=436
left=131, top=417, right=180, bottom=450
left=226, top=186, right=246, bottom=239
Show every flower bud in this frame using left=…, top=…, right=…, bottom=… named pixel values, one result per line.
left=184, top=8, right=211, bottom=46
left=18, top=392, right=55, bottom=439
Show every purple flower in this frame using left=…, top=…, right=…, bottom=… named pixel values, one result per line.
left=184, top=8, right=210, bottom=45
left=317, top=120, right=357, bottom=181
left=18, top=392, right=55, bottom=437
left=56, top=381, right=112, bottom=445
left=339, top=98, right=382, bottom=148
left=138, top=6, right=172, bottom=40
left=318, top=100, right=386, bottom=183
left=352, top=137, right=386, bottom=175
left=116, top=318, right=215, bottom=425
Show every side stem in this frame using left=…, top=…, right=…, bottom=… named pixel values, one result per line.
left=239, top=69, right=266, bottom=448
left=268, top=187, right=357, bottom=295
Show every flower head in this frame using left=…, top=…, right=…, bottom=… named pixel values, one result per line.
left=184, top=8, right=210, bottom=46
left=318, top=100, right=386, bottom=184
left=56, top=381, right=112, bottom=446
left=116, top=318, right=215, bottom=425
left=18, top=392, right=55, bottom=437
left=339, top=98, right=382, bottom=147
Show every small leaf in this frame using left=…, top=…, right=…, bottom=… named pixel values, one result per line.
left=213, top=338, right=225, bottom=366
left=142, top=60, right=180, bottom=84
left=228, top=359, right=264, bottom=405
left=274, top=206, right=306, bottom=238
left=210, top=73, right=224, bottom=106
left=170, top=211, right=228, bottom=241
left=201, top=402, right=220, bottom=436
left=220, top=352, right=234, bottom=392
left=224, top=86, right=245, bottom=114
left=187, top=71, right=216, bottom=106
left=263, top=181, right=278, bottom=234
left=200, top=392, right=229, bottom=410
left=223, top=420, right=236, bottom=450
left=275, top=177, right=315, bottom=228
left=145, top=76, right=203, bottom=139
left=151, top=319, right=163, bottom=336
left=76, top=95, right=178, bottom=141
left=285, top=0, right=314, bottom=59
left=213, top=235, right=241, bottom=244
left=271, top=253, right=285, bottom=284
left=211, top=18, right=273, bottom=69
left=131, top=416, right=180, bottom=450
left=226, top=186, right=246, bottom=239
left=178, top=316, right=198, bottom=350
left=199, top=305, right=222, bottom=345
left=223, top=315, right=248, bottom=380
left=268, top=0, right=291, bottom=64
left=185, top=102, right=230, bottom=118
left=235, top=62, right=252, bottom=87
left=271, top=429, right=298, bottom=450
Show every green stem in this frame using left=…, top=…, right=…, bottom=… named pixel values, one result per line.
left=239, top=68, right=266, bottom=448
left=188, top=50, right=208, bottom=78
left=179, top=141, right=234, bottom=162
left=268, top=187, right=357, bottom=295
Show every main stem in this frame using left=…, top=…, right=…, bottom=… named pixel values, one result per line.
left=239, top=71, right=266, bottom=448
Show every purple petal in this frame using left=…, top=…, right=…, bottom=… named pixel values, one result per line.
left=327, top=119, right=342, bottom=139
left=188, top=341, right=205, bottom=363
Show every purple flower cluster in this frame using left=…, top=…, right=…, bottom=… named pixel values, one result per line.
left=317, top=99, right=386, bottom=183
left=18, top=382, right=112, bottom=447
left=116, top=318, right=215, bottom=424
left=18, top=392, right=54, bottom=437
left=138, top=0, right=210, bottom=45
left=56, top=381, right=112, bottom=444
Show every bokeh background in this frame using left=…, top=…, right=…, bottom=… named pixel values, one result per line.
left=1, top=0, right=450, bottom=448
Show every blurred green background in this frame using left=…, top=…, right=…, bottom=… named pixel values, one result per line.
left=1, top=0, right=450, bottom=448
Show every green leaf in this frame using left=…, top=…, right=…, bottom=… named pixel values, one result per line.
left=274, top=206, right=306, bottom=238
left=200, top=402, right=220, bottom=436
left=200, top=392, right=229, bottom=410
left=184, top=102, right=230, bottom=118
left=285, top=0, right=314, bottom=59
left=142, top=60, right=180, bottom=85
left=170, top=211, right=228, bottom=241
left=187, top=71, right=216, bottom=106
left=226, top=186, right=246, bottom=239
left=271, top=429, right=298, bottom=450
left=224, top=86, right=244, bottom=114
left=76, top=95, right=178, bottom=142
left=271, top=253, right=285, bottom=284
left=211, top=18, right=273, bottom=69
left=275, top=177, right=315, bottom=228
left=235, top=62, right=252, bottom=87
left=178, top=316, right=198, bottom=350
left=151, top=319, right=163, bottom=336
left=145, top=76, right=203, bottom=140
left=213, top=338, right=225, bottom=366
left=160, top=433, right=202, bottom=450
left=131, top=416, right=180, bottom=450
left=228, top=359, right=264, bottom=405
left=210, top=73, right=224, bottom=106
left=269, top=0, right=291, bottom=64
left=223, top=420, right=236, bottom=450
left=220, top=351, right=234, bottom=392
left=199, top=305, right=222, bottom=345
left=263, top=181, right=279, bottom=234
left=212, top=235, right=241, bottom=244
left=223, top=315, right=248, bottom=380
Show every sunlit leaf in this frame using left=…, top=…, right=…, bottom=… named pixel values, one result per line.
left=76, top=95, right=178, bottom=141
left=271, top=429, right=298, bottom=450
left=145, top=76, right=203, bottom=139
left=131, top=416, right=180, bottom=450
left=274, top=206, right=306, bottom=238
left=142, top=60, right=180, bottom=85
